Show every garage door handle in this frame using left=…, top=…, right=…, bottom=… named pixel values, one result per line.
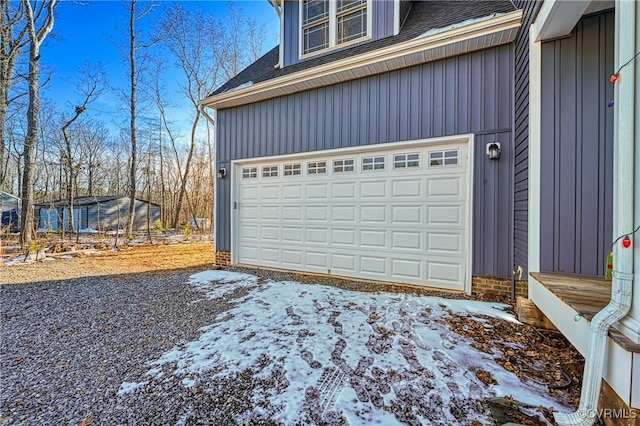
left=234, top=202, right=237, bottom=210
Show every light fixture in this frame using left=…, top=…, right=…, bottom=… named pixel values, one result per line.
left=486, top=142, right=501, bottom=160
left=217, top=167, right=227, bottom=179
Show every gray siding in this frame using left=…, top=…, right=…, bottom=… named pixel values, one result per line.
left=512, top=0, right=542, bottom=277
left=283, top=0, right=395, bottom=68
left=540, top=10, right=614, bottom=277
left=217, top=44, right=515, bottom=279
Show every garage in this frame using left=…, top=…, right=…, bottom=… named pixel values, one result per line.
left=231, top=137, right=473, bottom=291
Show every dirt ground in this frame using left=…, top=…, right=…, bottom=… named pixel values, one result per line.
left=1, top=242, right=216, bottom=284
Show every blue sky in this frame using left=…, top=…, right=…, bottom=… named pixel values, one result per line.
left=41, top=0, right=279, bottom=139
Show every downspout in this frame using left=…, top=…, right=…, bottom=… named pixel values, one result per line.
left=554, top=1, right=635, bottom=425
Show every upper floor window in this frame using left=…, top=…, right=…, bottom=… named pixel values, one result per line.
left=301, top=0, right=369, bottom=57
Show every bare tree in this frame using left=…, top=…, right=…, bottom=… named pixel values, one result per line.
left=158, top=3, right=224, bottom=229
left=125, top=0, right=155, bottom=239
left=0, top=0, right=28, bottom=192
left=60, top=62, right=107, bottom=232
left=221, top=4, right=266, bottom=80
left=20, top=0, right=58, bottom=246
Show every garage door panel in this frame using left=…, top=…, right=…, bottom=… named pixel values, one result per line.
left=282, top=184, right=303, bottom=199
left=234, top=141, right=469, bottom=291
left=392, top=231, right=422, bottom=250
left=360, top=230, right=386, bottom=248
left=391, top=205, right=422, bottom=223
left=261, top=185, right=279, bottom=200
left=260, top=226, right=279, bottom=241
left=261, top=206, right=279, bottom=220
left=282, top=227, right=303, bottom=243
left=391, top=179, right=421, bottom=197
left=332, top=229, right=356, bottom=246
left=332, top=182, right=356, bottom=198
left=306, top=228, right=328, bottom=244
left=306, top=183, right=328, bottom=199
left=282, top=249, right=303, bottom=266
left=306, top=251, right=328, bottom=268
left=360, top=256, right=387, bottom=275
left=427, top=205, right=462, bottom=225
left=391, top=258, right=422, bottom=279
left=332, top=206, right=356, bottom=222
left=261, top=247, right=280, bottom=263
left=360, top=180, right=386, bottom=198
left=427, top=233, right=464, bottom=255
left=360, top=206, right=387, bottom=223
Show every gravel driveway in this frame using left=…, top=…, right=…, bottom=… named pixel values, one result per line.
left=2, top=264, right=576, bottom=426
left=1, top=270, right=250, bottom=425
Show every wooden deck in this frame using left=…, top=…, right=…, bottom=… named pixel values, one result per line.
left=530, top=272, right=611, bottom=321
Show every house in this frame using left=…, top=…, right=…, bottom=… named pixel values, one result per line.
left=521, top=0, right=639, bottom=424
left=35, top=196, right=161, bottom=232
left=201, top=1, right=638, bottom=422
left=202, top=0, right=525, bottom=296
left=1, top=191, right=20, bottom=230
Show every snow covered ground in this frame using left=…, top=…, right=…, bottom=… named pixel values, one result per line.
left=118, top=271, right=568, bottom=425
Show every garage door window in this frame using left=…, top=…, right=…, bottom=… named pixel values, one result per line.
left=284, top=164, right=302, bottom=176
left=308, top=161, right=327, bottom=174
left=262, top=165, right=279, bottom=177
left=242, top=167, right=257, bottom=178
left=429, top=150, right=459, bottom=167
left=362, top=155, right=385, bottom=171
left=394, top=153, right=420, bottom=169
left=333, top=158, right=355, bottom=173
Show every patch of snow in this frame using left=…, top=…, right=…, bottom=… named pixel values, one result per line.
left=78, top=228, right=98, bottom=234
left=414, top=13, right=503, bottom=40
left=224, top=80, right=253, bottom=93
left=123, top=274, right=569, bottom=424
left=117, top=381, right=148, bottom=396
left=105, top=229, right=125, bottom=236
left=188, top=270, right=258, bottom=299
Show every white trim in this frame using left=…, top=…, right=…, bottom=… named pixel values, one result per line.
left=532, top=0, right=590, bottom=42
left=298, top=0, right=372, bottom=60
left=393, top=0, right=400, bottom=36
left=527, top=25, right=542, bottom=276
left=201, top=10, right=522, bottom=109
left=230, top=134, right=475, bottom=293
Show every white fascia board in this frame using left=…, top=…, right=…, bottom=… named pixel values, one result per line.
left=393, top=0, right=400, bottom=36
left=528, top=26, right=542, bottom=277
left=200, top=10, right=522, bottom=109
left=532, top=0, right=590, bottom=42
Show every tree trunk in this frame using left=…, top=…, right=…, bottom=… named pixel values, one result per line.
left=127, top=0, right=138, bottom=239
left=171, top=109, right=200, bottom=229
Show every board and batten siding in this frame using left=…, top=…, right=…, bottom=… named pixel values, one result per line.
left=283, top=0, right=395, bottom=67
left=539, top=10, right=614, bottom=277
left=512, top=0, right=543, bottom=277
left=216, top=44, right=515, bottom=279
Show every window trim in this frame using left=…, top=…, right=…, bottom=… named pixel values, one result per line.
left=393, top=152, right=420, bottom=169
left=428, top=149, right=460, bottom=167
left=242, top=167, right=258, bottom=179
left=262, top=165, right=279, bottom=178
left=307, top=161, right=327, bottom=175
left=299, top=0, right=372, bottom=60
left=361, top=155, right=385, bottom=171
left=333, top=158, right=355, bottom=173
left=283, top=163, right=302, bottom=176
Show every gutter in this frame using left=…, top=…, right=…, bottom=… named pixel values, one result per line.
left=267, top=0, right=284, bottom=69
left=202, top=10, right=522, bottom=110
left=554, top=1, right=635, bottom=424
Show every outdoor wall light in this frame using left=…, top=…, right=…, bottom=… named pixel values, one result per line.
left=486, top=142, right=501, bottom=160
left=217, top=167, right=227, bottom=179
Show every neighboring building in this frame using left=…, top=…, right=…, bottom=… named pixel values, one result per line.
left=1, top=191, right=20, bottom=230
left=35, top=196, right=161, bottom=232
left=202, top=0, right=524, bottom=294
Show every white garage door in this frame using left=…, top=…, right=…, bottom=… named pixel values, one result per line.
left=232, top=138, right=471, bottom=291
